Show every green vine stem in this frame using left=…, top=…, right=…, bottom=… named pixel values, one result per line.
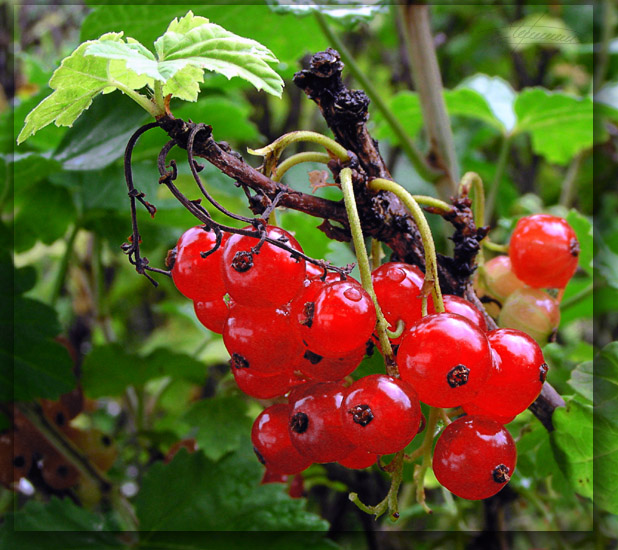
left=368, top=178, right=445, bottom=314
left=50, top=223, right=80, bottom=307
left=412, top=195, right=453, bottom=213
left=371, top=238, right=384, bottom=271
left=339, top=168, right=396, bottom=371
left=248, top=130, right=350, bottom=177
left=413, top=406, right=441, bottom=513
left=313, top=11, right=442, bottom=184
left=485, top=135, right=511, bottom=224
left=482, top=240, right=509, bottom=254
left=272, top=151, right=331, bottom=182
left=458, top=172, right=485, bottom=230
left=349, top=450, right=405, bottom=520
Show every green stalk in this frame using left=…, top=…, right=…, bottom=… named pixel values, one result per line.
left=249, top=130, right=350, bottom=163
left=485, top=135, right=511, bottom=224
left=458, top=172, right=486, bottom=229
left=559, top=152, right=584, bottom=208
left=314, top=11, right=441, bottom=184
left=412, top=195, right=453, bottom=213
left=272, top=151, right=331, bottom=182
left=368, top=178, right=444, bottom=313
left=50, top=223, right=80, bottom=307
left=115, top=82, right=164, bottom=118
left=560, top=283, right=593, bottom=310
left=414, top=406, right=441, bottom=513
left=339, top=168, right=396, bottom=370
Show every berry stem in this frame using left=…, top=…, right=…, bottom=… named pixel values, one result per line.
left=339, top=168, right=396, bottom=372
left=482, top=240, right=509, bottom=254
left=413, top=406, right=441, bottom=513
left=458, top=172, right=485, bottom=230
left=272, top=151, right=331, bottom=182
left=412, top=195, right=452, bottom=213
left=368, top=178, right=445, bottom=314
left=485, top=135, right=512, bottom=224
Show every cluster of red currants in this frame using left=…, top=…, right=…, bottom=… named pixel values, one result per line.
left=170, top=213, right=577, bottom=501
left=475, top=214, right=579, bottom=343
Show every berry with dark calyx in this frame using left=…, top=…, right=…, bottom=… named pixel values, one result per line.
left=293, top=279, right=376, bottom=357
left=194, top=294, right=232, bottom=334
left=433, top=415, right=517, bottom=500
left=498, top=288, right=560, bottom=344
left=232, top=365, right=306, bottom=400
left=397, top=313, right=493, bottom=408
left=428, top=295, right=487, bottom=331
left=223, top=303, right=305, bottom=376
left=0, top=431, right=31, bottom=488
left=509, top=214, right=579, bottom=289
left=67, top=428, right=117, bottom=473
left=338, top=447, right=378, bottom=470
left=372, top=262, right=424, bottom=345
left=341, top=374, right=422, bottom=455
left=288, top=382, right=355, bottom=463
left=171, top=226, right=228, bottom=301
left=41, top=446, right=80, bottom=490
left=221, top=225, right=306, bottom=307
left=297, top=346, right=365, bottom=382
left=462, top=328, right=547, bottom=420
left=252, top=404, right=312, bottom=475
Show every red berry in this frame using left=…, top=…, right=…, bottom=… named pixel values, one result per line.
left=221, top=225, right=306, bottom=307
left=398, top=313, right=493, bottom=408
left=338, top=447, right=378, bottom=469
left=171, top=226, right=228, bottom=301
left=297, top=346, right=365, bottom=382
left=462, top=328, right=547, bottom=420
left=232, top=365, right=305, bottom=400
left=223, top=304, right=305, bottom=376
left=498, top=288, right=560, bottom=344
left=292, top=279, right=376, bottom=357
left=288, top=382, right=355, bottom=463
left=474, top=255, right=525, bottom=302
left=372, top=262, right=424, bottom=344
left=341, top=374, right=422, bottom=455
left=428, top=295, right=487, bottom=331
left=433, top=415, right=516, bottom=500
left=509, top=214, right=579, bottom=289
left=0, top=431, right=31, bottom=488
left=194, top=295, right=232, bottom=334
left=252, top=404, right=312, bottom=475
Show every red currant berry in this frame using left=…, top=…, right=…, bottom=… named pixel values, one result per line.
left=433, top=415, right=516, bottom=500
left=338, top=447, right=378, bottom=469
left=261, top=468, right=288, bottom=485
left=297, top=346, right=365, bottom=382
left=474, top=255, right=525, bottom=303
left=232, top=365, right=305, bottom=400
left=0, top=431, right=31, bottom=488
left=292, top=279, right=376, bottom=357
left=462, top=402, right=515, bottom=425
left=398, top=313, right=493, bottom=408
left=498, top=288, right=560, bottom=344
left=509, top=214, right=579, bottom=289
left=223, top=304, right=305, bottom=376
left=221, top=225, right=306, bottom=307
left=41, top=447, right=81, bottom=490
left=288, top=382, right=355, bottom=463
left=171, top=226, right=228, bottom=301
left=194, top=295, right=232, bottom=334
left=462, top=328, right=547, bottom=419
left=428, top=295, right=487, bottom=331
left=252, top=404, right=312, bottom=475
left=372, top=262, right=424, bottom=344
left=341, top=374, right=422, bottom=455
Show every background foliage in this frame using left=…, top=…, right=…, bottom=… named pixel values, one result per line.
left=1, top=2, right=616, bottom=548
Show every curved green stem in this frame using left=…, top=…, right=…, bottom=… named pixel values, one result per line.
left=248, top=130, right=350, bottom=170
left=482, top=240, right=509, bottom=254
left=272, top=151, right=331, bottom=182
left=560, top=283, right=593, bottom=311
left=339, top=168, right=396, bottom=371
left=414, top=406, right=441, bottom=513
left=368, top=178, right=444, bottom=313
left=153, top=81, right=165, bottom=113
left=386, top=320, right=405, bottom=340
left=50, top=223, right=80, bottom=307
left=458, top=172, right=485, bottom=229
left=115, top=82, right=164, bottom=118
left=412, top=195, right=453, bottom=213
left=485, top=136, right=511, bottom=224
left=314, top=11, right=442, bottom=184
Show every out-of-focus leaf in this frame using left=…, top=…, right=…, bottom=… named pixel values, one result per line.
left=54, top=92, right=150, bottom=171
left=567, top=360, right=592, bottom=402
left=183, top=396, right=252, bottom=461
left=266, top=0, right=387, bottom=29
left=373, top=91, right=422, bottom=145
left=503, top=14, right=579, bottom=51
left=513, top=89, right=593, bottom=165
left=551, top=397, right=593, bottom=499
left=593, top=343, right=618, bottom=515
left=136, top=447, right=330, bottom=531
left=7, top=152, right=62, bottom=188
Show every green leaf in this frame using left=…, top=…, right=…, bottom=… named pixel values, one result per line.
left=566, top=209, right=593, bottom=276
left=17, top=33, right=153, bottom=144
left=81, top=344, right=206, bottom=398
left=593, top=343, right=618, bottom=515
left=5, top=152, right=62, bottom=187
left=567, top=360, right=592, bottom=402
left=0, top=497, right=122, bottom=549
left=183, top=396, right=252, bottom=461
left=53, top=92, right=150, bottom=171
left=136, top=446, right=329, bottom=532
left=503, top=14, right=579, bottom=51
left=513, top=89, right=593, bottom=164
left=551, top=397, right=593, bottom=499
left=266, top=0, right=387, bottom=29
left=1, top=296, right=75, bottom=402
left=373, top=91, right=422, bottom=144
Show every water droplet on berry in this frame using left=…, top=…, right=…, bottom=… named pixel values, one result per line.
left=343, top=287, right=362, bottom=302
left=387, top=267, right=407, bottom=283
